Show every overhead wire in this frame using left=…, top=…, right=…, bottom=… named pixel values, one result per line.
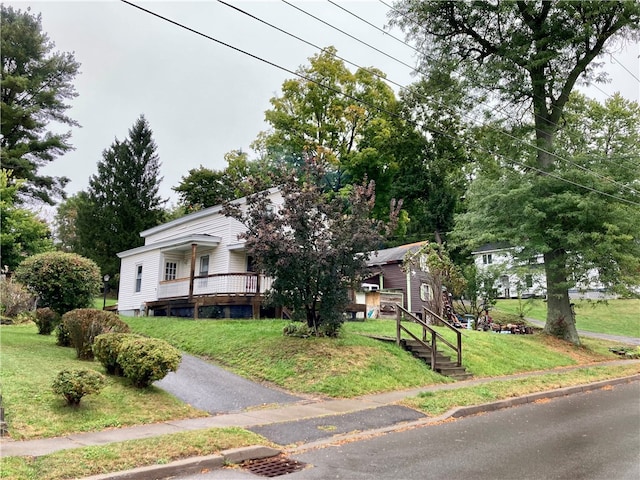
left=286, top=0, right=639, bottom=196
left=119, top=0, right=640, bottom=207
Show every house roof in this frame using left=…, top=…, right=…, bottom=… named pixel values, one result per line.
left=139, top=187, right=281, bottom=238
left=471, top=242, right=512, bottom=254
left=367, top=241, right=428, bottom=266
left=117, top=234, right=222, bottom=258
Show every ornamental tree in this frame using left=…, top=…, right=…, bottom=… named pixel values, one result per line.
left=224, top=158, right=400, bottom=335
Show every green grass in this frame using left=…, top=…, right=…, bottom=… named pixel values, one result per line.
left=124, top=317, right=450, bottom=397
left=402, top=364, right=640, bottom=416
left=1, top=427, right=274, bottom=480
left=125, top=317, right=622, bottom=397
left=0, top=324, right=206, bottom=440
left=495, top=299, right=640, bottom=338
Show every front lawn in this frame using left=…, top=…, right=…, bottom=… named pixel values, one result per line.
left=495, top=299, right=640, bottom=338
left=125, top=317, right=624, bottom=396
left=0, top=325, right=206, bottom=440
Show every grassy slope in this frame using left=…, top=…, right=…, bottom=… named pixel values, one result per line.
left=495, top=299, right=640, bottom=338
left=0, top=325, right=206, bottom=440
left=125, top=317, right=621, bottom=395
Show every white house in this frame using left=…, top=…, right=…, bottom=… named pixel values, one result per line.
left=471, top=243, right=546, bottom=299
left=472, top=243, right=611, bottom=299
left=116, top=188, right=283, bottom=318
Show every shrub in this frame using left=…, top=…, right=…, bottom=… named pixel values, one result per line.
left=56, top=320, right=71, bottom=347
left=52, top=369, right=105, bottom=406
left=117, top=337, right=181, bottom=388
left=61, top=309, right=131, bottom=360
left=34, top=307, right=60, bottom=335
left=0, top=278, right=36, bottom=318
left=283, top=322, right=312, bottom=338
left=14, top=252, right=101, bottom=316
left=93, top=333, right=142, bottom=375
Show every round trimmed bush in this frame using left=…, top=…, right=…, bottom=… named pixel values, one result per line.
left=117, top=337, right=181, bottom=388
left=14, top=252, right=101, bottom=316
left=34, top=307, right=60, bottom=335
left=93, top=333, right=142, bottom=375
left=52, top=369, right=105, bottom=406
left=61, top=309, right=131, bottom=360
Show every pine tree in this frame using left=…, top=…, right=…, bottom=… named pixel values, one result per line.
left=76, top=115, right=166, bottom=277
left=1, top=5, right=80, bottom=204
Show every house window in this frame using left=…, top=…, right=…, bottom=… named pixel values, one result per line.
left=135, top=265, right=143, bottom=293
left=482, top=254, right=493, bottom=265
left=420, top=283, right=432, bottom=301
left=199, top=255, right=209, bottom=276
left=164, top=261, right=177, bottom=281
left=525, top=274, right=533, bottom=288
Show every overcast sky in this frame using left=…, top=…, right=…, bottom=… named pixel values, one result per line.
left=6, top=0, right=640, bottom=205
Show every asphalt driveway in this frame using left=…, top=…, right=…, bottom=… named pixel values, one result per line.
left=155, top=353, right=303, bottom=414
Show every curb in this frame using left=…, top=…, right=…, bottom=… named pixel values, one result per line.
left=448, top=374, right=640, bottom=418
left=82, top=445, right=280, bottom=480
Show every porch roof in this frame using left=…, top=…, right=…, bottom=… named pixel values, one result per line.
left=117, top=234, right=222, bottom=258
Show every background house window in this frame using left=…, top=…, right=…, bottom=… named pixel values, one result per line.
left=420, top=283, right=432, bottom=301
left=164, top=261, right=177, bottom=281
left=135, top=265, right=143, bottom=292
left=482, top=254, right=493, bottom=265
left=525, top=274, right=533, bottom=288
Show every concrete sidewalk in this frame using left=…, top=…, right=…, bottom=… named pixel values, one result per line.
left=2, top=359, right=638, bottom=459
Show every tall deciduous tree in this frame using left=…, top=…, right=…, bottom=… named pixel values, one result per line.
left=224, top=158, right=400, bottom=335
left=391, top=0, right=640, bottom=344
left=262, top=47, right=400, bottom=199
left=1, top=5, right=80, bottom=204
left=76, top=115, right=166, bottom=278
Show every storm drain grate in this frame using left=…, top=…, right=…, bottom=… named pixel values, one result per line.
left=242, top=455, right=308, bottom=477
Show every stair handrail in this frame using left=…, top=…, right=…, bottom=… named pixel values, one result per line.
left=423, top=306, right=462, bottom=367
left=396, top=304, right=461, bottom=370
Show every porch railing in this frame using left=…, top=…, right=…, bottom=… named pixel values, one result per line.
left=158, top=273, right=273, bottom=299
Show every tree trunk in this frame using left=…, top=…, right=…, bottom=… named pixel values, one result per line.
left=543, top=249, right=580, bottom=345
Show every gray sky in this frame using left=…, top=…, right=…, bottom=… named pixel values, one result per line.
left=6, top=1, right=640, bottom=205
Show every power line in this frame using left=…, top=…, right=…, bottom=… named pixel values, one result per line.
left=119, top=0, right=640, bottom=207
left=611, top=53, right=640, bottom=83
left=283, top=1, right=639, bottom=196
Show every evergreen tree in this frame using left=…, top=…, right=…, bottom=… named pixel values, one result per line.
left=1, top=5, right=80, bottom=204
left=76, top=116, right=166, bottom=278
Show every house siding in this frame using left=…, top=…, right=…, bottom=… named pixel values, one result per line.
left=119, top=249, right=161, bottom=315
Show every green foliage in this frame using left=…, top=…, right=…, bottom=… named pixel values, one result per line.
left=51, top=369, right=105, bottom=406
left=224, top=158, right=400, bottom=334
left=282, top=322, right=312, bottom=338
left=61, top=309, right=131, bottom=360
left=0, top=5, right=80, bottom=204
left=75, top=115, right=166, bottom=278
left=34, top=307, right=60, bottom=335
left=93, top=333, right=142, bottom=375
left=53, top=193, right=87, bottom=252
left=0, top=277, right=36, bottom=319
left=0, top=170, right=54, bottom=271
left=14, top=251, right=101, bottom=316
left=392, top=1, right=640, bottom=344
left=173, top=150, right=275, bottom=210
left=117, top=337, right=181, bottom=388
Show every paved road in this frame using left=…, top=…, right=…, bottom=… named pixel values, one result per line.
left=155, top=354, right=302, bottom=414
left=180, top=381, right=640, bottom=479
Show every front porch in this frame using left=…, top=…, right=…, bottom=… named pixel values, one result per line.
left=146, top=273, right=275, bottom=319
